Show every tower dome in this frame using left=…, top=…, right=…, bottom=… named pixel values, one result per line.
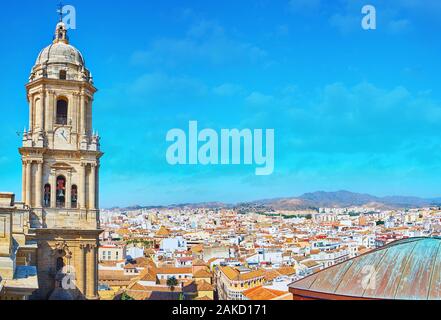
left=29, top=22, right=92, bottom=84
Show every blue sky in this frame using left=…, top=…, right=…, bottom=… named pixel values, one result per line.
left=1, top=0, right=441, bottom=207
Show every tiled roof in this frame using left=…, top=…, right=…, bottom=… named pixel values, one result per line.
left=277, top=266, right=296, bottom=276
left=193, top=269, right=212, bottom=278
left=99, top=270, right=138, bottom=281
left=243, top=286, right=289, bottom=300
left=220, top=266, right=265, bottom=281
left=156, top=226, right=171, bottom=237
left=156, top=267, right=192, bottom=274
left=192, top=259, right=207, bottom=266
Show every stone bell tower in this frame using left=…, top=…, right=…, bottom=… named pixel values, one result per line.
left=20, top=20, right=103, bottom=300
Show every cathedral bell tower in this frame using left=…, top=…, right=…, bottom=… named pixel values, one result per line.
left=20, top=20, right=103, bottom=300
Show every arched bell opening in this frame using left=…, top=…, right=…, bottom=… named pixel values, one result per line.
left=56, top=175, right=66, bottom=208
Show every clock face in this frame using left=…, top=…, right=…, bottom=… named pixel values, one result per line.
left=56, top=128, right=70, bottom=142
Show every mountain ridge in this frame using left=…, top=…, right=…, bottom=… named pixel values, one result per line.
left=107, top=190, right=441, bottom=211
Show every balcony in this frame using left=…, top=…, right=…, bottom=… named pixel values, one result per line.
left=56, top=116, right=68, bottom=126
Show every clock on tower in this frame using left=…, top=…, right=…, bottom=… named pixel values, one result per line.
left=20, top=18, right=103, bottom=300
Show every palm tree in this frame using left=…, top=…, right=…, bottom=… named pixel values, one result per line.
left=167, top=276, right=179, bottom=300
left=167, top=276, right=179, bottom=291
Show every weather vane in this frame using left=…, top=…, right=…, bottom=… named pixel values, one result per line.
left=57, top=2, right=64, bottom=22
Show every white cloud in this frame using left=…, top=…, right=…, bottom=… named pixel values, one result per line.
left=245, top=92, right=274, bottom=106
left=130, top=72, right=207, bottom=96
left=212, top=83, right=244, bottom=97
left=131, top=19, right=268, bottom=68
left=387, top=19, right=411, bottom=34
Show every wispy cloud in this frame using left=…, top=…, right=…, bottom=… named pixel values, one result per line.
left=288, top=0, right=321, bottom=13
left=131, top=19, right=268, bottom=68
left=212, top=83, right=244, bottom=97
left=130, top=72, right=208, bottom=97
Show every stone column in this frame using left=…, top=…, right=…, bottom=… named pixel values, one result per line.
left=50, top=170, right=56, bottom=208
left=80, top=92, right=86, bottom=136
left=87, top=98, right=93, bottom=136
left=35, top=93, right=43, bottom=132
left=66, top=171, right=72, bottom=209
left=72, top=92, right=79, bottom=133
left=78, top=244, right=87, bottom=296
left=25, top=161, right=32, bottom=207
left=22, top=161, right=27, bottom=203
left=40, top=87, right=45, bottom=131
left=95, top=164, right=100, bottom=209
left=29, top=96, right=34, bottom=132
left=35, top=161, right=43, bottom=208
left=45, top=90, right=53, bottom=132
left=79, top=163, right=86, bottom=209
left=47, top=91, right=55, bottom=148
left=53, top=92, right=57, bottom=120
left=86, top=244, right=98, bottom=299
left=89, top=164, right=96, bottom=210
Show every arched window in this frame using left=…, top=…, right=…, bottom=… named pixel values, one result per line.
left=56, top=99, right=68, bottom=125
left=71, top=185, right=78, bottom=208
left=59, top=70, right=67, bottom=80
left=56, top=176, right=66, bottom=208
left=56, top=257, right=64, bottom=272
left=44, top=183, right=51, bottom=208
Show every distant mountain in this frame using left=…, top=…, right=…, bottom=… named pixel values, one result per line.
left=167, top=202, right=231, bottom=209
left=114, top=202, right=231, bottom=211
left=299, top=190, right=377, bottom=207
left=108, top=191, right=441, bottom=211
left=256, top=191, right=441, bottom=210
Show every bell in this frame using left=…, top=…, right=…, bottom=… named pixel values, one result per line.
left=57, top=189, right=64, bottom=197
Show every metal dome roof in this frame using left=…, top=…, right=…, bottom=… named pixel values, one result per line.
left=29, top=21, right=92, bottom=84
left=36, top=42, right=85, bottom=66
left=289, top=237, right=441, bottom=300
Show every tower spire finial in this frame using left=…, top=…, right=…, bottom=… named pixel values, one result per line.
left=54, top=2, right=69, bottom=44
left=57, top=2, right=64, bottom=22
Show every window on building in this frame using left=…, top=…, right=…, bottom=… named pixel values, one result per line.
left=59, top=70, right=67, bottom=80
left=56, top=257, right=64, bottom=272
left=56, top=176, right=66, bottom=208
left=44, top=183, right=51, bottom=207
left=56, top=99, right=68, bottom=125
left=71, top=185, right=78, bottom=208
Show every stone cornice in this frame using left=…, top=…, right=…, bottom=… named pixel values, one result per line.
left=19, top=147, right=103, bottom=159
left=34, top=228, right=104, bottom=236
left=25, top=77, right=97, bottom=97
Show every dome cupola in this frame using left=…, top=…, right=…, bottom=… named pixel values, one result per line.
left=29, top=21, right=93, bottom=84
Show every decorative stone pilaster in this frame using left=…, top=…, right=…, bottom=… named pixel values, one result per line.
left=80, top=90, right=86, bottom=136
left=50, top=169, right=56, bottom=208
left=79, top=244, right=87, bottom=296
left=79, top=163, right=86, bottom=209
left=86, top=244, right=98, bottom=299
left=89, top=164, right=96, bottom=210
left=35, top=160, right=43, bottom=208
left=25, top=160, right=32, bottom=207
left=66, top=170, right=72, bottom=209
left=22, top=161, right=27, bottom=203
